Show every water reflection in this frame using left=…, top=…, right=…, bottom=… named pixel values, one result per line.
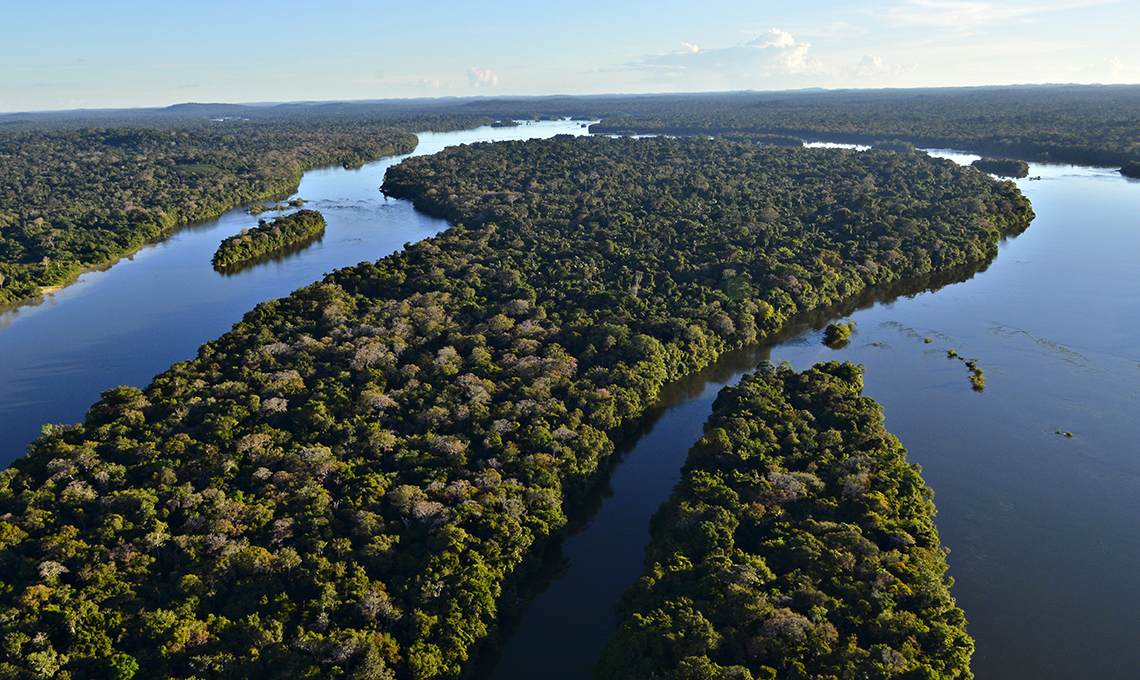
left=0, top=120, right=593, bottom=466
left=482, top=261, right=1004, bottom=680
left=484, top=154, right=1140, bottom=680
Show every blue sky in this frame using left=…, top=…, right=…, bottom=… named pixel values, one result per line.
left=2, top=0, right=1136, bottom=112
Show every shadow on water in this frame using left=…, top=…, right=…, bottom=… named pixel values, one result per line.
left=470, top=260, right=996, bottom=680
left=0, top=196, right=303, bottom=322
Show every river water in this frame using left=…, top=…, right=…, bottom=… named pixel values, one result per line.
left=0, top=119, right=591, bottom=465
left=486, top=150, right=1140, bottom=680
left=2, top=126, right=1138, bottom=679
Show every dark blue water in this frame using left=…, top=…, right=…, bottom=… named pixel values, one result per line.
left=0, top=119, right=591, bottom=466
left=2, top=134, right=1137, bottom=680
left=486, top=151, right=1140, bottom=680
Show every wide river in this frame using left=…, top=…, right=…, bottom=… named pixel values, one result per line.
left=2, top=121, right=1138, bottom=679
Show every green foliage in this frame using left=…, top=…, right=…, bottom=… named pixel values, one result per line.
left=0, top=120, right=419, bottom=304
left=872, top=140, right=921, bottom=154
left=586, top=86, right=1140, bottom=167
left=594, top=362, right=973, bottom=680
left=964, top=360, right=986, bottom=391
left=0, top=136, right=1027, bottom=679
left=1121, top=161, right=1140, bottom=178
left=213, top=210, right=327, bottom=268
left=823, top=322, right=854, bottom=346
left=970, top=158, right=1029, bottom=178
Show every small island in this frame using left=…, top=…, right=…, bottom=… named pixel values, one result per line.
left=972, top=157, right=1030, bottom=178
left=823, top=321, right=855, bottom=346
left=212, top=209, right=326, bottom=269
left=871, top=139, right=921, bottom=154
left=1121, top=161, right=1140, bottom=179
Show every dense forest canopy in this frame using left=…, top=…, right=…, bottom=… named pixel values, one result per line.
left=213, top=210, right=327, bottom=269
left=0, top=136, right=1029, bottom=679
left=969, top=158, right=1030, bottom=179
left=2, top=84, right=1136, bottom=303
left=580, top=86, right=1140, bottom=168
left=0, top=113, right=493, bottom=305
left=595, top=362, right=971, bottom=680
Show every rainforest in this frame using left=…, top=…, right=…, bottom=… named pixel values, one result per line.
left=0, top=133, right=1032, bottom=679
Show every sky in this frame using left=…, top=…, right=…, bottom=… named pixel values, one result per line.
left=2, top=0, right=1137, bottom=113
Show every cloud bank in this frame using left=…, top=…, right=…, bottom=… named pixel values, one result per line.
left=467, top=67, right=498, bottom=87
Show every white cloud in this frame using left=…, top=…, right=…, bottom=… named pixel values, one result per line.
left=749, top=29, right=795, bottom=49
left=419, top=77, right=442, bottom=89
left=630, top=30, right=829, bottom=88
left=844, top=55, right=917, bottom=77
left=1102, top=56, right=1136, bottom=83
left=467, top=67, right=498, bottom=87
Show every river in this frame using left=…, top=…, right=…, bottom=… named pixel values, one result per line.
left=2, top=125, right=1138, bottom=679
left=0, top=119, right=592, bottom=466
left=484, top=148, right=1140, bottom=680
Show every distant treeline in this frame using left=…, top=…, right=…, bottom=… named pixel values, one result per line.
left=596, top=362, right=972, bottom=680
left=0, top=113, right=493, bottom=305
left=0, top=136, right=1029, bottom=679
left=213, top=209, right=327, bottom=269
left=583, top=86, right=1140, bottom=167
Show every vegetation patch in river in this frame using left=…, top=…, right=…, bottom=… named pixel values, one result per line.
left=0, top=136, right=1029, bottom=679
left=212, top=209, right=327, bottom=269
left=971, top=158, right=1030, bottom=178
left=823, top=321, right=855, bottom=347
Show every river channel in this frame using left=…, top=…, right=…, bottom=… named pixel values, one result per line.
left=2, top=123, right=1138, bottom=679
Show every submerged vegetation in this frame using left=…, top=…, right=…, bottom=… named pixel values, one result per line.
left=0, top=136, right=1029, bottom=678
left=964, top=360, right=986, bottom=391
left=213, top=210, right=327, bottom=269
left=595, top=362, right=973, bottom=680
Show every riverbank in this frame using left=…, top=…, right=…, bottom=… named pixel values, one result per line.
left=0, top=124, right=422, bottom=307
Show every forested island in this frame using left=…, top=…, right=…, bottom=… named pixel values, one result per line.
left=0, top=112, right=495, bottom=306
left=595, top=362, right=972, bottom=680
left=971, top=158, right=1030, bottom=178
left=213, top=210, right=327, bottom=269
left=0, top=136, right=1030, bottom=678
left=5, top=85, right=1140, bottom=306
left=1122, top=161, right=1140, bottom=178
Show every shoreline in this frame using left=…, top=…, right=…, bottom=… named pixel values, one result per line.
left=0, top=149, right=430, bottom=316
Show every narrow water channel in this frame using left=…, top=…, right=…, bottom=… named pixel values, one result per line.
left=485, top=152, right=1140, bottom=680
left=2, top=131, right=1138, bottom=680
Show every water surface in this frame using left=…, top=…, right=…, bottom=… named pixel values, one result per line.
left=2, top=131, right=1138, bottom=680
left=0, top=120, right=591, bottom=465
left=486, top=152, right=1140, bottom=680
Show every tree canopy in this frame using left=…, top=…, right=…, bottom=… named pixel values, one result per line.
left=595, top=362, right=972, bottom=680
left=0, top=136, right=1029, bottom=679
left=0, top=113, right=492, bottom=305
left=213, top=210, right=327, bottom=269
